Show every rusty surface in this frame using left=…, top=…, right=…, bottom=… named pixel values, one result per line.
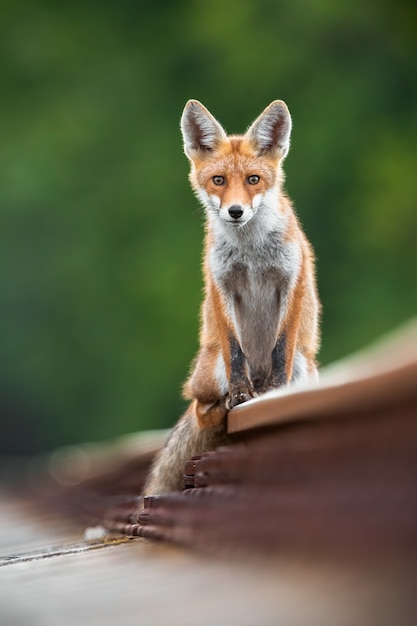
left=21, top=321, right=417, bottom=570
left=1, top=324, right=417, bottom=624
left=132, top=400, right=417, bottom=564
left=92, top=324, right=417, bottom=565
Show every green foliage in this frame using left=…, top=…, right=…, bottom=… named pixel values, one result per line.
left=0, top=0, right=416, bottom=453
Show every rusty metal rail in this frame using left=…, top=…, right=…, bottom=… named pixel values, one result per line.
left=9, top=321, right=417, bottom=566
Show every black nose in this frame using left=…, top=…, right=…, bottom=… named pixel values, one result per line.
left=228, top=205, right=244, bottom=220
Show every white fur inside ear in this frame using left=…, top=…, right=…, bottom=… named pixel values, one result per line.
left=246, top=101, right=292, bottom=158
left=181, top=100, right=226, bottom=158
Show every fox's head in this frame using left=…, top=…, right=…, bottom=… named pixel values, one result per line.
left=181, top=99, right=292, bottom=229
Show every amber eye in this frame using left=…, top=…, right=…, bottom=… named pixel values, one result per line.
left=212, top=175, right=225, bottom=186
left=247, top=175, right=260, bottom=185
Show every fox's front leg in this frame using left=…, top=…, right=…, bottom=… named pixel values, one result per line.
left=264, top=281, right=305, bottom=391
left=263, top=332, right=288, bottom=390
left=184, top=344, right=230, bottom=429
left=225, top=332, right=257, bottom=409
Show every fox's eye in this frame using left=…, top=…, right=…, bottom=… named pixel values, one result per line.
left=247, top=175, right=260, bottom=185
left=212, top=175, right=225, bottom=186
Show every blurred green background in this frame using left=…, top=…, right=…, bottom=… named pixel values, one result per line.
left=1, top=0, right=416, bottom=455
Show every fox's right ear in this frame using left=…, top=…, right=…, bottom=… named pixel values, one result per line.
left=181, top=100, right=227, bottom=159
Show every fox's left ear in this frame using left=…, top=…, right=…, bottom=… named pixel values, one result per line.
left=246, top=100, right=292, bottom=159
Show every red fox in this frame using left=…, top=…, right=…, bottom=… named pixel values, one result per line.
left=143, top=100, right=320, bottom=495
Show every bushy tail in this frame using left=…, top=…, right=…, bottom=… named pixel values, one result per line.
left=143, top=402, right=230, bottom=496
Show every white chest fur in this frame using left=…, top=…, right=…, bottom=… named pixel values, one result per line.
left=208, top=214, right=301, bottom=381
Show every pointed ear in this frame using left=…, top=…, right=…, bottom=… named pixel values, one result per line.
left=245, top=100, right=292, bottom=158
left=181, top=100, right=227, bottom=159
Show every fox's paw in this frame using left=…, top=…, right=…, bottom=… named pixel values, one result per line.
left=195, top=398, right=228, bottom=428
left=225, top=387, right=257, bottom=410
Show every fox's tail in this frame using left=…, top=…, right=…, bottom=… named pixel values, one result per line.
left=143, top=402, right=230, bottom=497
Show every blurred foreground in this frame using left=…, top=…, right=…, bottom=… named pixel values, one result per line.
left=1, top=320, right=416, bottom=624
left=1, top=498, right=415, bottom=626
